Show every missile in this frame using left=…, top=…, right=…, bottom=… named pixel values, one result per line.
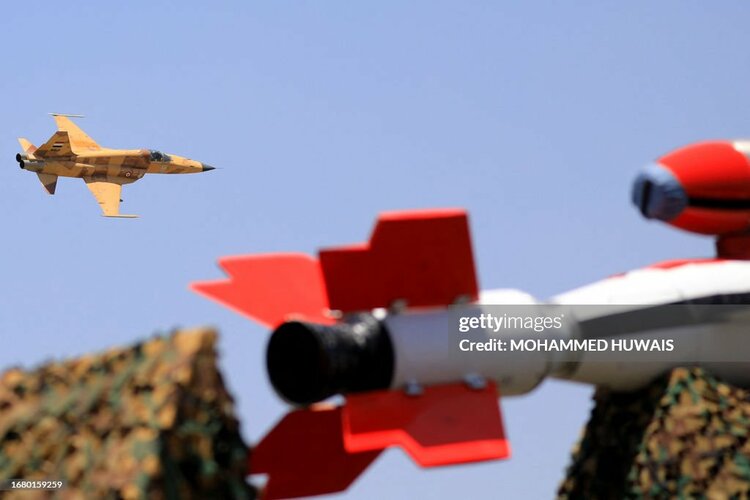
left=192, top=210, right=512, bottom=498
left=633, top=140, right=750, bottom=257
left=192, top=208, right=750, bottom=498
left=191, top=140, right=750, bottom=498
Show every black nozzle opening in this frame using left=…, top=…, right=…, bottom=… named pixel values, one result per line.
left=637, top=180, right=653, bottom=217
left=266, top=315, right=394, bottom=406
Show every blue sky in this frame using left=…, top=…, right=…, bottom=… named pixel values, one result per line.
left=2, top=2, right=749, bottom=498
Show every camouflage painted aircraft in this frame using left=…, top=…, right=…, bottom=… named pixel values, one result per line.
left=16, top=114, right=214, bottom=218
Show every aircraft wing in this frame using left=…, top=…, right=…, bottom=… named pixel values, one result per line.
left=35, top=131, right=74, bottom=158
left=83, top=177, right=138, bottom=218
left=51, top=114, right=101, bottom=152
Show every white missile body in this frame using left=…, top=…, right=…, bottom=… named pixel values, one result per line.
left=385, top=259, right=750, bottom=395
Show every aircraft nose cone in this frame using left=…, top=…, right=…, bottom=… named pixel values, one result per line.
left=632, top=163, right=688, bottom=221
left=201, top=163, right=215, bottom=172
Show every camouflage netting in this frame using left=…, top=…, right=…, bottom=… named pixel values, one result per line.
left=0, top=328, right=255, bottom=499
left=558, top=367, right=750, bottom=499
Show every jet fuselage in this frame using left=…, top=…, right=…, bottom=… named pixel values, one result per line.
left=17, top=148, right=211, bottom=181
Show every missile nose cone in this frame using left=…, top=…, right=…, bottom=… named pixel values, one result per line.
left=632, top=163, right=688, bottom=221
left=201, top=163, right=215, bottom=172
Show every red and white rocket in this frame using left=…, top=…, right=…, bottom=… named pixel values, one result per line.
left=192, top=140, right=750, bottom=499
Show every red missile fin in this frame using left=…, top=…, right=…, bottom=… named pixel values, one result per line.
left=342, top=382, right=510, bottom=466
left=250, top=406, right=381, bottom=499
left=319, top=209, right=479, bottom=313
left=190, top=253, right=332, bottom=328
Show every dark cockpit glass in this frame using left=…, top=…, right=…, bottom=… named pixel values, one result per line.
left=149, top=150, right=172, bottom=162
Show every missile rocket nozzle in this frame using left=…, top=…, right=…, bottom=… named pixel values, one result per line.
left=266, top=315, right=394, bottom=406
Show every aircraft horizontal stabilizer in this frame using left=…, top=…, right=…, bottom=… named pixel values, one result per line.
left=36, top=173, right=57, bottom=195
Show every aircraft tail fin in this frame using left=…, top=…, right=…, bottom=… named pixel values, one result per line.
left=49, top=113, right=100, bottom=151
left=36, top=173, right=57, bottom=195
left=34, top=131, right=74, bottom=158
left=18, top=138, right=36, bottom=153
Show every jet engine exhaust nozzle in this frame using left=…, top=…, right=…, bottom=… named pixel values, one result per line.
left=19, top=159, right=45, bottom=172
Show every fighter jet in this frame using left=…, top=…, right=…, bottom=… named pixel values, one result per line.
left=16, top=114, right=214, bottom=217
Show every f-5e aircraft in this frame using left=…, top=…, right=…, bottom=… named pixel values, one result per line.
left=16, top=114, right=214, bottom=217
